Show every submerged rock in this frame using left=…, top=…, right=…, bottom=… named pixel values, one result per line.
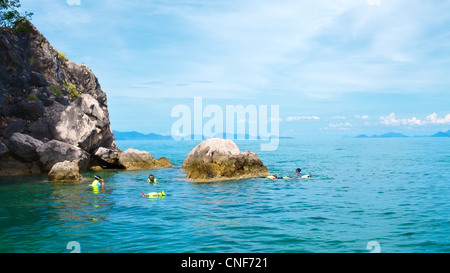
left=48, top=161, right=82, bottom=181
left=182, top=138, right=269, bottom=182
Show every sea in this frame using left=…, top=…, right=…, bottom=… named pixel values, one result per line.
left=0, top=138, right=449, bottom=253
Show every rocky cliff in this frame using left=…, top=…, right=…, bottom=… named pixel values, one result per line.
left=0, top=21, right=171, bottom=177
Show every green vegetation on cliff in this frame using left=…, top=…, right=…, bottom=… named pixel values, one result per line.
left=0, top=0, right=33, bottom=29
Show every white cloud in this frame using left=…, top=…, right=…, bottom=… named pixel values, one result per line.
left=378, top=113, right=450, bottom=127
left=25, top=0, right=450, bottom=104
left=426, top=113, right=450, bottom=125
left=325, top=122, right=353, bottom=130
left=332, top=116, right=346, bottom=120
left=380, top=113, right=424, bottom=126
left=366, top=0, right=381, bottom=6
left=329, top=122, right=353, bottom=128
left=355, top=115, right=370, bottom=120
left=286, top=116, right=320, bottom=122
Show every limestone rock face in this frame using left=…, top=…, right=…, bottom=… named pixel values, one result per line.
left=0, top=22, right=116, bottom=176
left=182, top=138, right=269, bottom=182
left=48, top=161, right=82, bottom=181
left=0, top=21, right=172, bottom=177
left=50, top=94, right=115, bottom=153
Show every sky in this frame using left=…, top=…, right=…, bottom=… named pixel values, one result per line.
left=18, top=0, right=450, bottom=137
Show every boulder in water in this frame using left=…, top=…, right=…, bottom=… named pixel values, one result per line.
left=182, top=138, right=269, bottom=182
left=93, top=147, right=174, bottom=170
left=48, top=161, right=82, bottom=181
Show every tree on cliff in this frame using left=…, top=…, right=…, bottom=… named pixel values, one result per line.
left=0, top=0, right=33, bottom=28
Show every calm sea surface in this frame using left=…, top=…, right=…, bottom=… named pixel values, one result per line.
left=0, top=138, right=449, bottom=253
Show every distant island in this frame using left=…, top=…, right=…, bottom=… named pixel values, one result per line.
left=355, top=130, right=450, bottom=138
left=113, top=131, right=295, bottom=140
left=113, top=131, right=173, bottom=140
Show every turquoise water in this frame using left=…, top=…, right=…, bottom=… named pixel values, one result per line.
left=0, top=138, right=449, bottom=253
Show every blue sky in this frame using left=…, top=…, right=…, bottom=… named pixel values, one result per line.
left=19, top=0, right=450, bottom=137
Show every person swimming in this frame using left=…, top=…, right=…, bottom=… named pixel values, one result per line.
left=148, top=174, right=158, bottom=183
left=91, top=176, right=104, bottom=188
left=142, top=191, right=166, bottom=198
left=265, top=168, right=311, bottom=180
left=294, top=168, right=302, bottom=177
left=265, top=175, right=291, bottom=180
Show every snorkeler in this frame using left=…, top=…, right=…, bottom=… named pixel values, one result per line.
left=148, top=174, right=158, bottom=183
left=142, top=191, right=166, bottom=198
left=91, top=176, right=104, bottom=188
left=294, top=168, right=302, bottom=177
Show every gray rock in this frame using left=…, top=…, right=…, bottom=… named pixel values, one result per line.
left=10, top=100, right=44, bottom=121
left=0, top=154, right=41, bottom=176
left=93, top=147, right=123, bottom=169
left=36, top=140, right=90, bottom=171
left=8, top=133, right=44, bottom=162
left=2, top=120, right=27, bottom=138
left=28, top=117, right=53, bottom=141
left=0, top=92, right=6, bottom=112
left=93, top=147, right=173, bottom=170
left=49, top=94, right=115, bottom=153
left=0, top=22, right=121, bottom=176
left=65, top=61, right=108, bottom=107
left=118, top=148, right=157, bottom=170
left=30, top=71, right=48, bottom=87
left=182, top=138, right=269, bottom=182
left=0, top=140, right=9, bottom=156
